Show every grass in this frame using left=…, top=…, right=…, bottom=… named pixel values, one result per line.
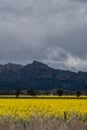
left=0, top=115, right=86, bottom=130
left=0, top=95, right=87, bottom=99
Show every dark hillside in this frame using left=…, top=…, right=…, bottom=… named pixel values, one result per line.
left=0, top=61, right=87, bottom=92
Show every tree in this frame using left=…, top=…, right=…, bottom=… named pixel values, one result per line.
left=16, top=88, right=21, bottom=97
left=76, top=91, right=81, bottom=97
left=27, top=89, right=36, bottom=96
left=56, top=89, right=63, bottom=96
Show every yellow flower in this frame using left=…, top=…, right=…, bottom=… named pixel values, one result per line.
left=0, top=98, right=87, bottom=120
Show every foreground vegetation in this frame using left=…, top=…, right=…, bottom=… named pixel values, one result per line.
left=0, top=115, right=86, bottom=130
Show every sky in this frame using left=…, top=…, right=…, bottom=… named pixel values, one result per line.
left=0, top=0, right=87, bottom=71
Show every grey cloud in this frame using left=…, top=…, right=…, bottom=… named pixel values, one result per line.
left=0, top=0, right=87, bottom=71
left=70, top=0, right=87, bottom=2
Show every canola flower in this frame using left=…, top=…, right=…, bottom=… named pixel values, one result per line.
left=0, top=98, right=87, bottom=120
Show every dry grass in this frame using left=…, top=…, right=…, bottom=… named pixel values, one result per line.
left=0, top=115, right=86, bottom=130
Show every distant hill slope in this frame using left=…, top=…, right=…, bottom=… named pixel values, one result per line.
left=0, top=61, right=87, bottom=91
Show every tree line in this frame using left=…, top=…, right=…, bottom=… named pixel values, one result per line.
left=0, top=88, right=85, bottom=97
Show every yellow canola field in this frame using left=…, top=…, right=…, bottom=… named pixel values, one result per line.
left=0, top=99, right=87, bottom=120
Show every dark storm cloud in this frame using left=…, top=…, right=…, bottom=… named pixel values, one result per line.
left=0, top=0, right=87, bottom=71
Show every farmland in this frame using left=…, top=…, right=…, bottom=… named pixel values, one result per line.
left=0, top=97, right=87, bottom=120
left=0, top=97, right=86, bottom=130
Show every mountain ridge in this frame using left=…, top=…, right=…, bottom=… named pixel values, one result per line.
left=0, top=60, right=87, bottom=92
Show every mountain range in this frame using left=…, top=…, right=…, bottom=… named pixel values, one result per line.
left=0, top=60, right=87, bottom=92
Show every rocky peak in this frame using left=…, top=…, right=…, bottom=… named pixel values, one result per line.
left=31, top=60, right=50, bottom=69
